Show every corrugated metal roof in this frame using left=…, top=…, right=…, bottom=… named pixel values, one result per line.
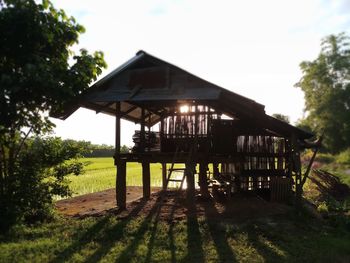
left=51, top=50, right=313, bottom=139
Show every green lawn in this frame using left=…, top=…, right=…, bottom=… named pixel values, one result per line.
left=0, top=212, right=349, bottom=263
left=1, top=159, right=350, bottom=262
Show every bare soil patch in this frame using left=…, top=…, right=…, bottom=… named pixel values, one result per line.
left=56, top=186, right=161, bottom=217
left=56, top=187, right=292, bottom=221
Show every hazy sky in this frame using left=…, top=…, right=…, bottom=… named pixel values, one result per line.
left=50, top=0, right=350, bottom=146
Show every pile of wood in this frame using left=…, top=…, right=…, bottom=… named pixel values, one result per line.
left=132, top=131, right=160, bottom=152
left=309, top=169, right=350, bottom=201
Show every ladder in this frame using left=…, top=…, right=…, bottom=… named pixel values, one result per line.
left=164, top=145, right=195, bottom=190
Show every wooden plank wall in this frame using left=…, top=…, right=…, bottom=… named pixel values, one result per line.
left=270, top=177, right=292, bottom=202
left=162, top=105, right=218, bottom=138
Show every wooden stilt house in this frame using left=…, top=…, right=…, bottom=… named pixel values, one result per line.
left=53, top=50, right=315, bottom=209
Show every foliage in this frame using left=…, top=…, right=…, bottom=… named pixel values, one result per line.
left=0, top=137, right=85, bottom=230
left=120, top=145, right=130, bottom=154
left=305, top=150, right=335, bottom=164
left=271, top=113, right=290, bottom=123
left=0, top=0, right=106, bottom=227
left=336, top=148, right=350, bottom=165
left=58, top=140, right=130, bottom=157
left=295, top=33, right=350, bottom=153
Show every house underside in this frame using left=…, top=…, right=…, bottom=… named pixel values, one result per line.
left=53, top=50, right=316, bottom=209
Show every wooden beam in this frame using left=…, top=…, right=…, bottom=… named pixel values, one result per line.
left=142, top=162, right=151, bottom=199
left=291, top=133, right=302, bottom=209
left=95, top=101, right=114, bottom=114
left=160, top=116, right=164, bottom=152
left=301, top=136, right=322, bottom=186
left=199, top=162, right=210, bottom=198
left=148, top=111, right=152, bottom=152
left=140, top=107, right=145, bottom=152
left=116, top=160, right=126, bottom=209
left=186, top=162, right=196, bottom=204
left=115, top=102, right=121, bottom=155
left=119, top=105, right=138, bottom=118
left=84, top=102, right=141, bottom=123
left=115, top=102, right=124, bottom=208
left=162, top=163, right=167, bottom=190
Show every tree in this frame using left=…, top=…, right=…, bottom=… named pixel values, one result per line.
left=2, top=137, right=86, bottom=227
left=0, top=0, right=106, bottom=226
left=295, top=33, right=350, bottom=153
left=120, top=145, right=130, bottom=154
left=272, top=113, right=290, bottom=123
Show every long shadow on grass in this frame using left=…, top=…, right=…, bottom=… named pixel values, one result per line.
left=167, top=192, right=179, bottom=263
left=203, top=201, right=237, bottom=263
left=112, top=198, right=163, bottom=263
left=143, top=198, right=163, bottom=263
left=83, top=199, right=161, bottom=263
left=50, top=200, right=147, bottom=263
left=183, top=201, right=205, bottom=262
left=245, top=222, right=287, bottom=262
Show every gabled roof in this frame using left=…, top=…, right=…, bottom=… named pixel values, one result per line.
left=52, top=50, right=313, bottom=139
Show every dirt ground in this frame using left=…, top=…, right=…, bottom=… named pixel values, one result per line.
left=56, top=186, right=161, bottom=217
left=56, top=187, right=292, bottom=221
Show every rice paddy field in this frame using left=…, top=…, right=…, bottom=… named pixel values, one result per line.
left=67, top=158, right=164, bottom=196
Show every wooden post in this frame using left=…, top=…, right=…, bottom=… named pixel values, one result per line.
left=194, top=104, right=198, bottom=137
left=213, top=162, right=219, bottom=178
left=186, top=162, right=196, bottom=204
left=291, top=133, right=302, bottom=209
left=115, top=102, right=121, bottom=156
left=140, top=107, right=145, bottom=152
left=199, top=162, right=210, bottom=198
left=160, top=115, right=164, bottom=152
left=162, top=163, right=167, bottom=190
left=142, top=162, right=151, bottom=199
left=148, top=110, right=151, bottom=153
left=114, top=101, right=126, bottom=208
left=116, top=160, right=126, bottom=209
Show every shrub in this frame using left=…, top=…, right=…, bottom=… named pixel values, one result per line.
left=336, top=149, right=350, bottom=165
left=0, top=137, right=85, bottom=231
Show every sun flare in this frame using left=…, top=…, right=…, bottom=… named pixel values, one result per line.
left=180, top=105, right=189, bottom=113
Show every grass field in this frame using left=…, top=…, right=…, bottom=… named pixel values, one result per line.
left=66, top=158, right=164, bottom=196
left=67, top=158, right=189, bottom=197
left=1, top=160, right=350, bottom=262
left=1, top=211, right=349, bottom=263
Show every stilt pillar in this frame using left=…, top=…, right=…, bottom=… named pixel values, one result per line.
left=142, top=162, right=151, bottom=199
left=186, top=162, right=196, bottom=204
left=199, top=162, right=210, bottom=198
left=162, top=163, right=167, bottom=190
left=291, top=133, right=302, bottom=210
left=116, top=160, right=126, bottom=209
left=114, top=101, right=125, bottom=208
left=213, top=162, right=219, bottom=178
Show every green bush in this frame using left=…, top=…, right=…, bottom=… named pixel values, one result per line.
left=317, top=201, right=329, bottom=215
left=0, top=137, right=85, bottom=231
left=302, top=150, right=334, bottom=163
left=336, top=149, right=350, bottom=165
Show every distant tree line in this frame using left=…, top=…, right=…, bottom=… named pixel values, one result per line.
left=65, top=140, right=130, bottom=157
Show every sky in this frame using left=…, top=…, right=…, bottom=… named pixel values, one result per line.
left=50, top=0, right=350, bottom=146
